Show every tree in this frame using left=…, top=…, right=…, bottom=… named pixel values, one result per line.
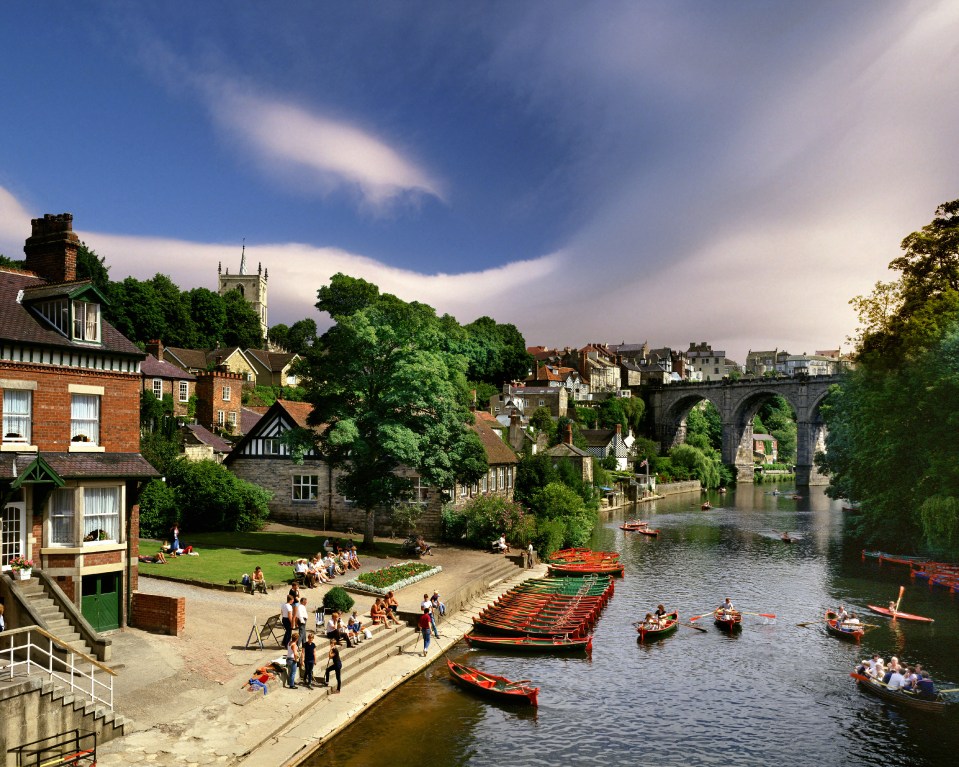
left=189, top=288, right=227, bottom=349
left=513, top=453, right=559, bottom=509
left=163, top=459, right=271, bottom=533
left=670, top=443, right=720, bottom=489
left=597, top=398, right=627, bottom=432
left=222, top=288, right=263, bottom=348
left=77, top=243, right=110, bottom=293
left=304, top=273, right=487, bottom=545
left=686, top=401, right=721, bottom=451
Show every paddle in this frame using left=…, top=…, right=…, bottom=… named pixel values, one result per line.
left=742, top=612, right=776, bottom=619
left=892, top=585, right=905, bottom=618
left=683, top=623, right=708, bottom=633
left=796, top=621, right=820, bottom=627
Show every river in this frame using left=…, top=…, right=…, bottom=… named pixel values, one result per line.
left=303, top=485, right=959, bottom=767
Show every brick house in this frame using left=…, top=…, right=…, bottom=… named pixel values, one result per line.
left=194, top=368, right=244, bottom=435
left=141, top=351, right=195, bottom=418
left=581, top=424, right=631, bottom=470
left=0, top=213, right=157, bottom=635
left=451, top=413, right=519, bottom=506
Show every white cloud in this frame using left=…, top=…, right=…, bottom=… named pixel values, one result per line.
left=208, top=87, right=446, bottom=211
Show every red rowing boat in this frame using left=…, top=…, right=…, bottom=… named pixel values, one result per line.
left=447, top=660, right=539, bottom=706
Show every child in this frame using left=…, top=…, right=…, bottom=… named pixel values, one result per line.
left=347, top=611, right=363, bottom=642
left=302, top=632, right=316, bottom=689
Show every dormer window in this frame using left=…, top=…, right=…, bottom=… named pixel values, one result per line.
left=72, top=300, right=100, bottom=342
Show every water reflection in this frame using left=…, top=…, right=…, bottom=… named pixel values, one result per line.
left=305, top=486, right=959, bottom=767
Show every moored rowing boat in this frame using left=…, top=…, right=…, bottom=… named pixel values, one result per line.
left=465, top=633, right=593, bottom=653
left=448, top=660, right=539, bottom=706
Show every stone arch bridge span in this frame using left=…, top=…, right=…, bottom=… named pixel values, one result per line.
left=648, top=375, right=842, bottom=485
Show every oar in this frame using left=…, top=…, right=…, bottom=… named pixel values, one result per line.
left=689, top=609, right=716, bottom=622
left=796, top=620, right=820, bottom=627
left=940, top=688, right=959, bottom=694
left=742, top=612, right=777, bottom=619
left=683, top=622, right=708, bottom=633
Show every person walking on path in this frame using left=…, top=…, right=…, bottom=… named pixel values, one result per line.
left=302, top=633, right=316, bottom=689
left=286, top=633, right=300, bottom=689
left=280, top=595, right=295, bottom=648
left=421, top=593, right=440, bottom=638
left=324, top=640, right=342, bottom=693
left=418, top=608, right=432, bottom=657
left=296, top=597, right=309, bottom=651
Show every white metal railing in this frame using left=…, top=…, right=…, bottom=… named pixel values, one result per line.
left=0, top=626, right=116, bottom=710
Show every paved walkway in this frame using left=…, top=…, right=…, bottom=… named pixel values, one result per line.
left=95, top=537, right=543, bottom=766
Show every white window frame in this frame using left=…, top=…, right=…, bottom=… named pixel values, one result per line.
left=71, top=300, right=100, bottom=343
left=222, top=385, right=232, bottom=402
left=228, top=411, right=238, bottom=427
left=178, top=381, right=189, bottom=402
left=70, top=394, right=100, bottom=445
left=50, top=488, right=75, bottom=546
left=216, top=410, right=225, bottom=426
left=152, top=379, right=163, bottom=398
left=263, top=438, right=281, bottom=455
left=2, top=389, right=32, bottom=445
left=292, top=475, right=319, bottom=502
left=407, top=476, right=428, bottom=506
left=81, top=485, right=122, bottom=544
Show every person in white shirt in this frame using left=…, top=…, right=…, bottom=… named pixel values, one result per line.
left=280, top=595, right=295, bottom=648
left=886, top=669, right=906, bottom=691
left=295, top=598, right=309, bottom=649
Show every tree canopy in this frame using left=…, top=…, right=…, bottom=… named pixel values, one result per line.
left=304, top=273, right=487, bottom=544
left=818, top=198, right=959, bottom=556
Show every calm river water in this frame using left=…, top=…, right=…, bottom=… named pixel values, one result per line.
left=305, top=485, right=959, bottom=767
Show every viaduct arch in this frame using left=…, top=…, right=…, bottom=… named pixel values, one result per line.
left=648, top=375, right=841, bottom=485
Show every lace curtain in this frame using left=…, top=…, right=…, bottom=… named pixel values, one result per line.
left=51, top=488, right=74, bottom=545
left=2, top=389, right=31, bottom=442
left=71, top=394, right=100, bottom=443
left=83, top=487, right=119, bottom=541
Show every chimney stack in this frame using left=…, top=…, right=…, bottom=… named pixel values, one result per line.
left=23, top=213, right=79, bottom=283
left=146, top=339, right=164, bottom=362
left=565, top=423, right=573, bottom=445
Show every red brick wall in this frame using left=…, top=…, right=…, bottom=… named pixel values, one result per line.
left=142, top=377, right=193, bottom=418
left=84, top=550, right=122, bottom=567
left=129, top=503, right=140, bottom=593
left=0, top=365, right=141, bottom=451
left=56, top=575, right=76, bottom=601
left=131, top=592, right=185, bottom=636
left=195, top=370, right=243, bottom=433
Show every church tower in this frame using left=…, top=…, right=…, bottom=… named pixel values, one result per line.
left=218, top=242, right=268, bottom=344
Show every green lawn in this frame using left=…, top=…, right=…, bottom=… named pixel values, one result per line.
left=137, top=530, right=406, bottom=588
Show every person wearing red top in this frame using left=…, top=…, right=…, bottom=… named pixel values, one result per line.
left=418, top=608, right=432, bottom=657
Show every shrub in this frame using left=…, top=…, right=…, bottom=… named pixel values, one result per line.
left=323, top=586, right=355, bottom=613
left=533, top=518, right=566, bottom=559
left=165, top=458, right=272, bottom=533
left=138, top=479, right=177, bottom=538
left=440, top=495, right=527, bottom=548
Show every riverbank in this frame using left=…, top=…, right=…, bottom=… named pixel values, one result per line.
left=94, top=540, right=543, bottom=766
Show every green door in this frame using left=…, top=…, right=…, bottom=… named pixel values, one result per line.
left=81, top=572, right=120, bottom=631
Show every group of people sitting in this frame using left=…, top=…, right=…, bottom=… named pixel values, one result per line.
left=293, top=547, right=362, bottom=588
left=833, top=605, right=862, bottom=628
left=370, top=591, right=403, bottom=627
left=856, top=654, right=937, bottom=698
left=640, top=604, right=671, bottom=630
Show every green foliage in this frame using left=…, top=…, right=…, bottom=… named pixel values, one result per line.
left=269, top=318, right=318, bottom=354
left=441, top=495, right=528, bottom=547
left=529, top=406, right=555, bottom=439
left=243, top=385, right=307, bottom=407
left=137, top=479, right=178, bottom=538
left=305, top=273, right=487, bottom=544
left=820, top=199, right=959, bottom=555
left=323, top=586, right=355, bottom=613
left=600, top=453, right=618, bottom=470
left=222, top=288, right=264, bottom=348
left=470, top=381, right=498, bottom=408
left=77, top=243, right=110, bottom=293
left=757, top=396, right=797, bottom=465
left=513, top=453, right=559, bottom=508
left=532, top=518, right=566, bottom=559
left=597, top=398, right=627, bottom=432
left=669, top=443, right=721, bottom=489
left=461, top=316, right=533, bottom=385
left=532, top=482, right=597, bottom=548
left=164, top=459, right=272, bottom=533
left=632, top=436, right=659, bottom=463
left=686, top=401, right=721, bottom=451
left=188, top=287, right=227, bottom=349
left=0, top=254, right=23, bottom=269
left=621, top=396, right=646, bottom=433
left=578, top=407, right=598, bottom=428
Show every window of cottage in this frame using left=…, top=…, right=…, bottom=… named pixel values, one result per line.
left=70, top=394, right=100, bottom=444
left=263, top=438, right=280, bottom=455
left=2, top=389, right=32, bottom=444
left=152, top=379, right=163, bottom=398
left=50, top=488, right=75, bottom=545
left=72, top=300, right=100, bottom=342
left=222, top=385, right=231, bottom=402
left=216, top=410, right=225, bottom=426
left=83, top=486, right=120, bottom=542
left=228, top=411, right=237, bottom=427
left=408, top=476, right=428, bottom=506
left=292, top=475, right=319, bottom=502
left=178, top=381, right=189, bottom=402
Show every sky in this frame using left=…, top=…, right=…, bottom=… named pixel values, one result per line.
left=2, top=1, right=958, bottom=363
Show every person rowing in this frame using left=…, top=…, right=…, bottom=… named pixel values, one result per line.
left=719, top=597, right=735, bottom=614
left=835, top=604, right=848, bottom=623
left=654, top=604, right=668, bottom=623
left=841, top=613, right=861, bottom=628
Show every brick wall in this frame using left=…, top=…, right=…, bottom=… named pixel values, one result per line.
left=0, top=365, right=140, bottom=451
left=129, top=503, right=140, bottom=593
left=195, top=370, right=243, bottom=433
left=83, top=550, right=122, bottom=567
left=131, top=592, right=185, bottom=636
left=142, top=377, right=193, bottom=418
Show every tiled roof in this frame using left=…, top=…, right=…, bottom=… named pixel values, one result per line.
left=247, top=349, right=297, bottom=372
left=0, top=452, right=159, bottom=481
left=471, top=418, right=518, bottom=465
left=544, top=442, right=591, bottom=459
left=141, top=354, right=196, bottom=380
left=184, top=423, right=233, bottom=452
left=277, top=400, right=315, bottom=429
left=0, top=270, right=142, bottom=357
left=474, top=411, right=499, bottom=424
left=580, top=428, right=616, bottom=447
left=163, top=346, right=210, bottom=372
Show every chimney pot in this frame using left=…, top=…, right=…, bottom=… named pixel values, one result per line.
left=23, top=212, right=79, bottom=283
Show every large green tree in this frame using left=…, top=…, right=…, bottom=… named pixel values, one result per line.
left=303, top=274, right=487, bottom=545
left=222, top=288, right=264, bottom=348
left=818, top=199, right=959, bottom=555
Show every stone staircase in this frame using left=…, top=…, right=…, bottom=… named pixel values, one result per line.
left=16, top=580, right=96, bottom=658
left=40, top=677, right=127, bottom=739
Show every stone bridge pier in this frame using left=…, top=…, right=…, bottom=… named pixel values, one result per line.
left=650, top=375, right=840, bottom=486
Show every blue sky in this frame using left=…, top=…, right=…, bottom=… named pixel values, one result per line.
left=2, top=1, right=958, bottom=361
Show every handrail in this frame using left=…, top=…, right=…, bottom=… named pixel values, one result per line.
left=0, top=627, right=115, bottom=710
left=0, top=626, right=117, bottom=676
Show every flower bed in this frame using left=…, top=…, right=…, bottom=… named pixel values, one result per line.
left=344, top=561, right=442, bottom=596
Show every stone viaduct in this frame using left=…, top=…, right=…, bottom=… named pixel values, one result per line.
left=647, top=375, right=842, bottom=485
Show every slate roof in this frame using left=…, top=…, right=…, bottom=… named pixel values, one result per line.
left=0, top=269, right=142, bottom=357
left=163, top=346, right=210, bottom=372
left=580, top=428, right=617, bottom=448
left=246, top=349, right=297, bottom=372
left=183, top=423, right=233, bottom=453
left=544, top=442, right=592, bottom=459
left=141, top=353, right=196, bottom=380
left=0, top=452, right=159, bottom=481
left=242, top=406, right=267, bottom=434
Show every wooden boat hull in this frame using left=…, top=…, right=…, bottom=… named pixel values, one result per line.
left=713, top=610, right=742, bottom=632
left=447, top=660, right=539, bottom=706
left=465, top=633, right=592, bottom=653
left=548, top=563, right=625, bottom=577
left=854, top=676, right=947, bottom=713
left=635, top=528, right=659, bottom=537
left=867, top=605, right=934, bottom=622
left=636, top=612, right=679, bottom=641
left=620, top=523, right=648, bottom=531
left=825, top=611, right=863, bottom=643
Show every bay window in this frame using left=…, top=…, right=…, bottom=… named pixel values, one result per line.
left=83, top=487, right=120, bottom=542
